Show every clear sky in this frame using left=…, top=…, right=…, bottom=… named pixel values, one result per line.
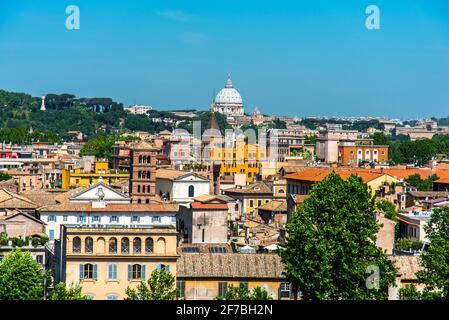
left=1, top=0, right=448, bottom=118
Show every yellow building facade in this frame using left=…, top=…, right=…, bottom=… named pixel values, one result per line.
left=210, top=142, right=265, bottom=184
left=61, top=160, right=129, bottom=189
left=61, top=226, right=178, bottom=300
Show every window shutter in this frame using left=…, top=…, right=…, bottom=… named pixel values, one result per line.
left=166, top=264, right=170, bottom=274
left=128, top=264, right=132, bottom=281
left=79, top=264, right=84, bottom=280
left=114, top=264, right=118, bottom=280
left=141, top=265, right=146, bottom=280
left=93, top=264, right=98, bottom=280
left=157, top=264, right=161, bottom=271
left=107, top=264, right=112, bottom=280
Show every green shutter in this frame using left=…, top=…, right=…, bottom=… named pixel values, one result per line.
left=141, top=265, right=146, bottom=280
left=93, top=264, right=98, bottom=280
left=166, top=264, right=170, bottom=274
left=157, top=264, right=161, bottom=271
left=79, top=264, right=84, bottom=280
left=128, top=264, right=132, bottom=280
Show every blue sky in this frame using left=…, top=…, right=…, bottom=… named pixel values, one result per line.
left=1, top=0, right=449, bottom=118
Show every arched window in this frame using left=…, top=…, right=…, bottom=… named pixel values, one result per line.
left=73, top=237, right=81, bottom=253
left=109, top=237, right=117, bottom=254
left=188, top=185, right=194, bottom=197
left=142, top=171, right=146, bottom=179
left=121, top=237, right=129, bottom=254
left=138, top=171, right=142, bottom=179
left=139, top=155, right=142, bottom=163
left=157, top=237, right=166, bottom=255
left=137, top=185, right=141, bottom=193
left=143, top=156, right=147, bottom=163
left=85, top=237, right=93, bottom=254
left=147, top=171, right=151, bottom=179
left=278, top=189, right=285, bottom=194
left=107, top=294, right=118, bottom=300
left=145, top=238, right=154, bottom=254
left=133, top=238, right=142, bottom=254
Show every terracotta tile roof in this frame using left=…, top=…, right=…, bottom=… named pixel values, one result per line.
left=224, top=182, right=272, bottom=195
left=192, top=194, right=234, bottom=203
left=191, top=202, right=229, bottom=210
left=291, top=194, right=309, bottom=204
left=257, top=200, right=287, bottom=212
left=176, top=253, right=285, bottom=279
left=407, top=191, right=449, bottom=198
left=0, top=189, right=38, bottom=209
left=19, top=190, right=64, bottom=207
left=390, top=255, right=421, bottom=280
left=39, top=202, right=179, bottom=213
left=156, top=169, right=209, bottom=181
left=284, top=168, right=385, bottom=183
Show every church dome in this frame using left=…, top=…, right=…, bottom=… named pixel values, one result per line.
left=214, top=76, right=243, bottom=106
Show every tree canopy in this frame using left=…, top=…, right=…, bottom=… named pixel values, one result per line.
left=125, top=268, right=178, bottom=300
left=280, top=172, right=397, bottom=300
left=216, top=284, right=273, bottom=300
left=0, top=250, right=45, bottom=300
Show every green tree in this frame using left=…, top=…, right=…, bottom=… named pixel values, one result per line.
left=0, top=249, right=45, bottom=300
left=372, top=132, right=390, bottom=146
left=405, top=174, right=438, bottom=191
left=49, top=282, right=90, bottom=300
left=216, top=284, right=273, bottom=300
left=125, top=268, right=178, bottom=300
left=280, top=172, right=397, bottom=300
left=376, top=200, right=397, bottom=220
left=80, top=134, right=116, bottom=160
left=0, top=172, right=12, bottom=181
left=414, top=207, right=449, bottom=299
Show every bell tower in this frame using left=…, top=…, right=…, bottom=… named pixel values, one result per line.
left=129, top=141, right=159, bottom=203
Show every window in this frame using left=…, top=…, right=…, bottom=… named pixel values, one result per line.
left=129, top=264, right=146, bottom=280
left=188, top=185, right=195, bottom=197
left=177, top=280, right=186, bottom=299
left=218, top=282, right=228, bottom=297
left=152, top=216, right=161, bottom=223
left=109, top=237, right=118, bottom=254
left=108, top=264, right=118, bottom=280
left=92, top=216, right=100, bottom=222
left=35, top=255, right=43, bottom=264
left=121, top=237, right=129, bottom=254
left=85, top=237, right=93, bottom=254
left=145, top=238, right=154, bottom=254
left=279, top=282, right=291, bottom=298
left=80, top=263, right=97, bottom=280
left=110, top=216, right=119, bottom=223
left=77, top=215, right=86, bottom=223
left=48, top=215, right=56, bottom=222
left=132, top=215, right=140, bottom=223
left=257, top=200, right=262, bottom=207
left=249, top=200, right=254, bottom=207
left=107, top=294, right=118, bottom=300
left=63, top=215, right=68, bottom=222
left=182, top=247, right=200, bottom=253
left=73, top=237, right=81, bottom=253
left=157, top=264, right=170, bottom=273
left=49, top=229, right=55, bottom=240
left=133, top=238, right=142, bottom=254
left=209, top=247, right=228, bottom=253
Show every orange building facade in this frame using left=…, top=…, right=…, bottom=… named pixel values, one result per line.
left=338, top=145, right=388, bottom=166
